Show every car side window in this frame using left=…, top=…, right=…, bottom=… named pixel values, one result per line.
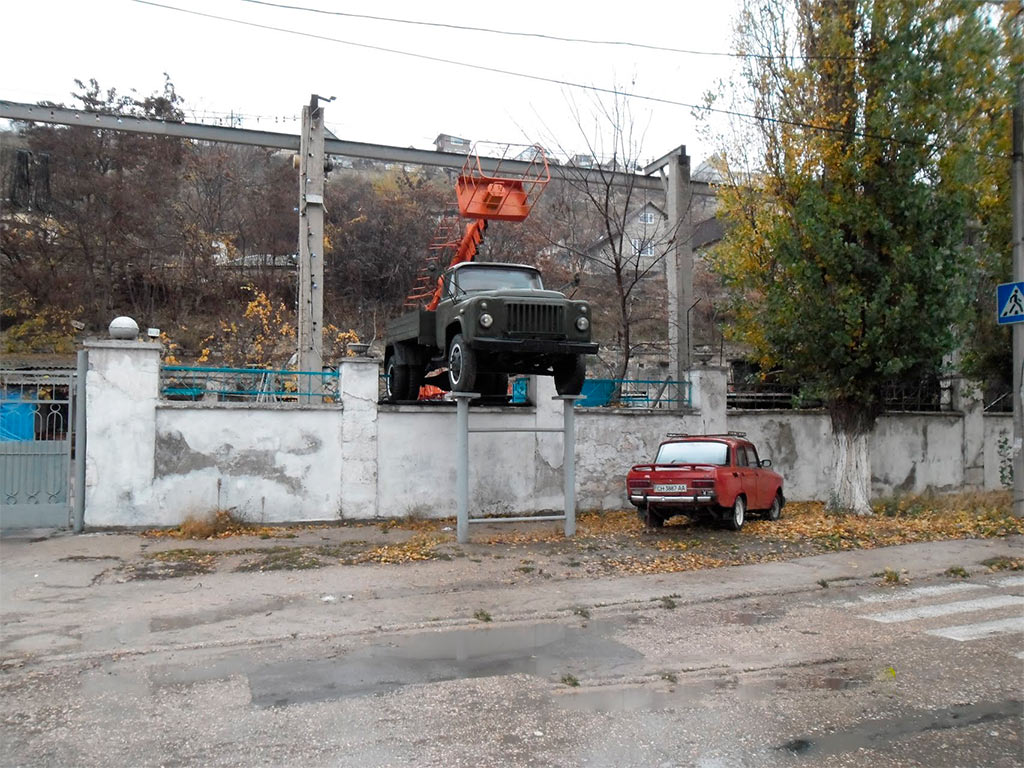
left=734, top=446, right=748, bottom=467
left=746, top=445, right=760, bottom=466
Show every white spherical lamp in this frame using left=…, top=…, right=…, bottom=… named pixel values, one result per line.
left=108, top=316, right=140, bottom=340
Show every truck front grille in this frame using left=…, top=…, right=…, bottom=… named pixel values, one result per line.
left=507, top=303, right=565, bottom=337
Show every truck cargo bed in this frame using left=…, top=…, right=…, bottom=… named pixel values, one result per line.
left=386, top=310, right=436, bottom=347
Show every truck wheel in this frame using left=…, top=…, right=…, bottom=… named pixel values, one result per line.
left=407, top=364, right=425, bottom=401
left=384, top=356, right=410, bottom=402
left=554, top=355, right=586, bottom=395
left=447, top=334, right=477, bottom=392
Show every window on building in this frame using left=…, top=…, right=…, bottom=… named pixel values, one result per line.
left=450, top=137, right=467, bottom=145
left=631, top=238, right=654, bottom=257
left=639, top=211, right=655, bottom=224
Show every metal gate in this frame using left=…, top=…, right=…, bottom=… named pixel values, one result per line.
left=1, top=368, right=78, bottom=528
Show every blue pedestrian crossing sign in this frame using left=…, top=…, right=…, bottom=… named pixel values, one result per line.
left=997, top=282, right=1024, bottom=325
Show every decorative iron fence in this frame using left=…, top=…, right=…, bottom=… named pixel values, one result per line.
left=578, top=378, right=691, bottom=409
left=727, top=377, right=943, bottom=412
left=160, top=365, right=339, bottom=404
left=1, top=369, right=77, bottom=527
left=983, top=386, right=1013, bottom=414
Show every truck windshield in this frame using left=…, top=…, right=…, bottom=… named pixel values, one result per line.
left=456, top=267, right=543, bottom=293
left=656, top=441, right=729, bottom=466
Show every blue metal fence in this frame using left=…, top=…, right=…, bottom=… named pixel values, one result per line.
left=578, top=378, right=691, bottom=408
left=160, top=365, right=339, bottom=404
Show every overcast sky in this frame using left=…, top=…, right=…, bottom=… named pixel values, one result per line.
left=2, top=0, right=743, bottom=165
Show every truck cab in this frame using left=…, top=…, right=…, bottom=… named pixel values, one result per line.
left=384, top=262, right=598, bottom=402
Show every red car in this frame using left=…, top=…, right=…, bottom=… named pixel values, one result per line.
left=626, top=432, right=785, bottom=530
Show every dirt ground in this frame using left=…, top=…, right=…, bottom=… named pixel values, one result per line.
left=103, top=493, right=1022, bottom=584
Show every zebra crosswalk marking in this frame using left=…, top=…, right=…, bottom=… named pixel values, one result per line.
left=843, top=583, right=988, bottom=607
left=995, top=575, right=1024, bottom=588
left=925, top=617, right=1024, bottom=642
left=861, top=595, right=1024, bottom=624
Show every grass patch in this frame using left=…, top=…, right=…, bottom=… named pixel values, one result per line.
left=881, top=568, right=902, bottom=586
left=516, top=565, right=536, bottom=574
left=234, top=548, right=324, bottom=572
left=143, top=508, right=297, bottom=540
left=661, top=672, right=678, bottom=684
left=473, top=609, right=492, bottom=623
left=944, top=565, right=969, bottom=579
left=560, top=673, right=580, bottom=687
left=573, top=606, right=591, bottom=619
left=660, top=595, right=678, bottom=610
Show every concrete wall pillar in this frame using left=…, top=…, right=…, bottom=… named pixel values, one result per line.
left=951, top=378, right=985, bottom=488
left=690, top=366, right=727, bottom=434
left=83, top=339, right=160, bottom=526
left=340, top=358, right=380, bottom=518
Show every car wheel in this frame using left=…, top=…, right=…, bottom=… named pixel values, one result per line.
left=384, top=356, right=409, bottom=403
left=725, top=495, right=745, bottom=531
left=447, top=334, right=477, bottom=392
left=554, top=355, right=586, bottom=396
left=767, top=493, right=782, bottom=522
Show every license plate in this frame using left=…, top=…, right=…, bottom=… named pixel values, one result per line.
left=654, top=484, right=687, bottom=493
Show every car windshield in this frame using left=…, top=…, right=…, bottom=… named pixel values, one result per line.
left=456, top=267, right=543, bottom=293
left=656, top=441, right=729, bottom=466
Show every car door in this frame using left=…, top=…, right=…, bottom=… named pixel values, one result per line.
left=733, top=443, right=757, bottom=507
left=745, top=444, right=768, bottom=509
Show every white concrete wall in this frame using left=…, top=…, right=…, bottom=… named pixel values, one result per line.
left=983, top=414, right=1012, bottom=491
left=82, top=343, right=1009, bottom=526
left=153, top=404, right=343, bottom=525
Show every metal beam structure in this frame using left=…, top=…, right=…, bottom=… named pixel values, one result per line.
left=0, top=99, right=713, bottom=195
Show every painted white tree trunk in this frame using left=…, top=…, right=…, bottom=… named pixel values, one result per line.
left=832, top=429, right=873, bottom=515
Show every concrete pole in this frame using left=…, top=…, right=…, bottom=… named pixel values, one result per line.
left=298, top=97, right=326, bottom=393
left=663, top=147, right=694, bottom=405
left=1012, top=83, right=1023, bottom=518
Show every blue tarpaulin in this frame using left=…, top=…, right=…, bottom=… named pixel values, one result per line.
left=0, top=394, right=35, bottom=441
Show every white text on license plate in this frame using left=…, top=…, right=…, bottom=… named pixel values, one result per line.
left=654, top=484, right=687, bottom=493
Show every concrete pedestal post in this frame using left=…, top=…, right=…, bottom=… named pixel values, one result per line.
left=83, top=339, right=161, bottom=526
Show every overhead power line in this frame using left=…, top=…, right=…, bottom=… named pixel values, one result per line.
left=132, top=0, right=1008, bottom=160
left=231, top=0, right=862, bottom=61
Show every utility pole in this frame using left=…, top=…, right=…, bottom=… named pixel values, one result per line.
left=1012, top=79, right=1023, bottom=518
left=645, top=146, right=694, bottom=407
left=298, top=95, right=329, bottom=393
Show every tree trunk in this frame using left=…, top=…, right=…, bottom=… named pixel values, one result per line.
left=829, top=400, right=877, bottom=515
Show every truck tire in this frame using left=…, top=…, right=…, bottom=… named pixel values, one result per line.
left=384, top=356, right=410, bottom=403
left=554, top=355, right=586, bottom=395
left=447, top=334, right=477, bottom=392
left=407, top=364, right=425, bottom=401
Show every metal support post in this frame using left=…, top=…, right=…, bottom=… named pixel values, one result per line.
left=1012, top=84, right=1023, bottom=518
left=72, top=349, right=87, bottom=533
left=559, top=396, right=580, bottom=537
left=455, top=393, right=474, bottom=543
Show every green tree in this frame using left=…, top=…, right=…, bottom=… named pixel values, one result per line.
left=710, top=0, right=1013, bottom=513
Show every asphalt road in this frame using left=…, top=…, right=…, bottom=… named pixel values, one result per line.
left=1, top=533, right=1022, bottom=767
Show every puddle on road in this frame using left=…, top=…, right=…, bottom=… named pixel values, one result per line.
left=150, top=597, right=293, bottom=633
left=730, top=612, right=779, bottom=626
left=241, top=620, right=640, bottom=708
left=777, top=699, right=1022, bottom=757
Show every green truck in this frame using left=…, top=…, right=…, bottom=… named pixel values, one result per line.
left=383, top=261, right=598, bottom=402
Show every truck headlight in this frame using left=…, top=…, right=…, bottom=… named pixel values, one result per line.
left=479, top=313, right=494, bottom=329
left=575, top=316, right=590, bottom=331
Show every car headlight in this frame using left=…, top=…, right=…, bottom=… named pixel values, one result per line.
left=479, top=313, right=493, bottom=329
left=575, top=316, right=590, bottom=331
